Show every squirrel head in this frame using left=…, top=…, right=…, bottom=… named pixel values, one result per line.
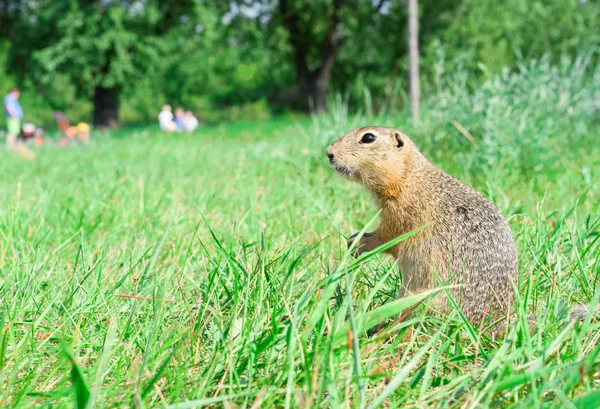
left=326, top=126, right=416, bottom=200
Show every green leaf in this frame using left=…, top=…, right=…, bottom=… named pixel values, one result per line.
left=141, top=348, right=178, bottom=400
left=571, top=389, right=600, bottom=409
left=490, top=364, right=570, bottom=393
left=63, top=349, right=90, bottom=409
left=165, top=391, right=254, bottom=409
left=366, top=326, right=445, bottom=409
left=332, top=287, right=444, bottom=347
left=347, top=223, right=432, bottom=270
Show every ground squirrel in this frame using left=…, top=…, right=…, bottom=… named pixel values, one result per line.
left=327, top=126, right=599, bottom=331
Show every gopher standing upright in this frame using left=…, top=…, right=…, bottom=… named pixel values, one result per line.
left=326, top=126, right=519, bottom=329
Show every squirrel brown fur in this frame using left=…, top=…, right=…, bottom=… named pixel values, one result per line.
left=326, top=126, right=598, bottom=331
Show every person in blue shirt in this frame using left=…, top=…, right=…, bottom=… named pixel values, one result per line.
left=174, top=106, right=185, bottom=131
left=4, top=88, right=23, bottom=147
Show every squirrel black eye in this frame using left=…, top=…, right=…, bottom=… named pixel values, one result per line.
left=360, top=133, right=376, bottom=144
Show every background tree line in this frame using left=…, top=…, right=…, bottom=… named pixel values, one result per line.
left=0, top=0, right=598, bottom=128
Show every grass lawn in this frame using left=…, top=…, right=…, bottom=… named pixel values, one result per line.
left=0, top=58, right=599, bottom=408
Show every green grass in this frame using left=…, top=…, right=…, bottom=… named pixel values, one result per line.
left=1, top=56, right=599, bottom=408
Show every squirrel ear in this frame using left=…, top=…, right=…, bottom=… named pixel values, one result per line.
left=394, top=133, right=404, bottom=148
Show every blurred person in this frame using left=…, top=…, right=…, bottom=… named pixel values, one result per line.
left=184, top=110, right=198, bottom=132
left=158, top=104, right=177, bottom=132
left=3, top=88, right=23, bottom=147
left=20, top=122, right=36, bottom=140
left=174, top=106, right=185, bottom=131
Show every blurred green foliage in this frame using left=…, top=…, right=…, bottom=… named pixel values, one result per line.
left=0, top=0, right=597, bottom=128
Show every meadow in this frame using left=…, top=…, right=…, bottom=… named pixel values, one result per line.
left=0, top=56, right=599, bottom=408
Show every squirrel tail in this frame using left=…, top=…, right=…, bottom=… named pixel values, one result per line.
left=570, top=304, right=600, bottom=321
left=520, top=304, right=599, bottom=331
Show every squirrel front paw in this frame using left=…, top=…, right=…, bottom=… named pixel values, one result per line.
left=347, top=231, right=376, bottom=257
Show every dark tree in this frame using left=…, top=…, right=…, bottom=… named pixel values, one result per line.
left=278, top=0, right=343, bottom=113
left=9, top=1, right=196, bottom=128
left=263, top=0, right=390, bottom=113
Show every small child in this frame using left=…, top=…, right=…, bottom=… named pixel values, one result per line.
left=184, top=111, right=199, bottom=132
left=174, top=107, right=185, bottom=131
left=158, top=105, right=177, bottom=132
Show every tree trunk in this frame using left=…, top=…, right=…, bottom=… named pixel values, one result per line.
left=310, top=76, right=328, bottom=114
left=93, top=86, right=120, bottom=128
left=297, top=66, right=329, bottom=114
left=280, top=0, right=342, bottom=114
left=407, top=0, right=420, bottom=121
